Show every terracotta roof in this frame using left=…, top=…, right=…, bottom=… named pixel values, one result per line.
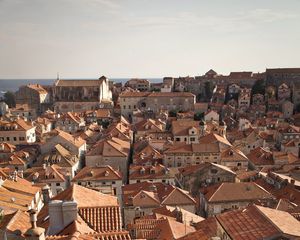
left=0, top=118, right=35, bottom=131
left=171, top=120, right=199, bottom=136
left=59, top=112, right=83, bottom=124
left=52, top=184, right=118, bottom=208
left=257, top=205, right=300, bottom=237
left=247, top=147, right=274, bottom=166
left=164, top=142, right=220, bottom=154
left=129, top=164, right=174, bottom=181
left=221, top=147, right=249, bottom=162
left=134, top=118, right=165, bottom=132
left=87, top=137, right=130, bottom=157
left=216, top=205, right=280, bottom=240
left=72, top=165, right=122, bottom=182
left=0, top=142, right=16, bottom=153
left=203, top=182, right=273, bottom=203
left=122, top=181, right=195, bottom=207
left=177, top=229, right=209, bottom=240
left=177, top=163, right=236, bottom=177
left=0, top=210, right=31, bottom=234
left=52, top=129, right=86, bottom=148
left=27, top=84, right=48, bottom=94
left=254, top=177, right=300, bottom=205
left=25, top=164, right=67, bottom=183
left=40, top=144, right=79, bottom=168
left=198, top=133, right=232, bottom=147
left=55, top=79, right=105, bottom=87
left=194, top=216, right=218, bottom=238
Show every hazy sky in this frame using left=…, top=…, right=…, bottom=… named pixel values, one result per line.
left=0, top=0, right=300, bottom=79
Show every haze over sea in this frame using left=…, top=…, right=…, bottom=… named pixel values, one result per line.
left=0, top=78, right=162, bottom=98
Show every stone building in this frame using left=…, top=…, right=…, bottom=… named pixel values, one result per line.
left=15, top=84, right=50, bottom=115
left=119, top=92, right=195, bottom=119
left=85, top=137, right=130, bottom=181
left=53, top=76, right=112, bottom=113
left=266, top=68, right=300, bottom=86
left=175, top=163, right=236, bottom=195
left=0, top=118, right=36, bottom=144
left=124, top=78, right=150, bottom=91
left=199, top=182, right=274, bottom=217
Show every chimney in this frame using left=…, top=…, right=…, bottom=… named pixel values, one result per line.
left=42, top=185, right=51, bottom=204
left=24, top=209, right=45, bottom=240
left=48, top=200, right=64, bottom=235
left=62, top=201, right=78, bottom=227
left=47, top=200, right=78, bottom=236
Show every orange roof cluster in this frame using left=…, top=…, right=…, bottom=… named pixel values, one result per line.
left=122, top=181, right=196, bottom=207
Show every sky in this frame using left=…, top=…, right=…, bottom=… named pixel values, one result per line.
left=0, top=0, right=300, bottom=79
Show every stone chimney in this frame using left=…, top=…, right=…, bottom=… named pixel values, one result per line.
left=47, top=200, right=78, bottom=235
left=48, top=200, right=64, bottom=235
left=41, top=185, right=51, bottom=204
left=62, top=201, right=78, bottom=227
left=24, top=209, right=45, bottom=240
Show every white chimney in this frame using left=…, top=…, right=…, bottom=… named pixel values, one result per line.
left=62, top=201, right=78, bottom=227
left=48, top=200, right=64, bottom=235
left=47, top=200, right=78, bottom=236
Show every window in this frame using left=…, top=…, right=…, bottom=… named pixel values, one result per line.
left=190, top=137, right=195, bottom=142
left=176, top=138, right=180, bottom=141
left=6, top=137, right=10, bottom=141
left=123, top=105, right=126, bottom=109
left=13, top=137, right=17, bottom=141
left=56, top=183, right=60, bottom=186
left=112, top=181, right=116, bottom=184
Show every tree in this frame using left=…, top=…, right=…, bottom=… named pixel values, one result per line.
left=194, top=112, right=204, bottom=121
left=3, top=91, right=16, bottom=108
left=252, top=79, right=265, bottom=95
left=169, top=110, right=178, bottom=117
left=204, top=81, right=214, bottom=101
left=296, top=104, right=300, bottom=113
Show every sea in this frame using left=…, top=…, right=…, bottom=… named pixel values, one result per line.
left=0, top=78, right=162, bottom=98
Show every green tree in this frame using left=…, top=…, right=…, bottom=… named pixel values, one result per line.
left=194, top=112, right=204, bottom=121
left=169, top=110, right=178, bottom=117
left=3, top=91, right=16, bottom=107
left=252, top=79, right=265, bottom=95
left=204, top=81, right=214, bottom=100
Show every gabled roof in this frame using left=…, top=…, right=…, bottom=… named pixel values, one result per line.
left=122, top=181, right=195, bottom=207
left=199, top=133, right=232, bottom=147
left=55, top=79, right=105, bottom=87
left=216, top=205, right=280, bottom=240
left=52, top=184, right=118, bottom=208
left=134, top=118, right=165, bottom=132
left=87, top=137, right=130, bottom=157
left=203, top=182, right=273, bottom=203
left=72, top=165, right=122, bottom=182
left=0, top=210, right=31, bottom=234
left=171, top=120, right=199, bottom=136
